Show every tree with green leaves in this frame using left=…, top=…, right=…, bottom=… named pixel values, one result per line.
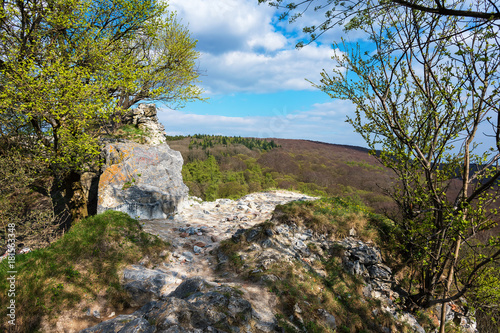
left=260, top=0, right=500, bottom=331
left=0, top=0, right=201, bottom=176
left=259, top=0, right=500, bottom=47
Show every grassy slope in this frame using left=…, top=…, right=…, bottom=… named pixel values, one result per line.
left=0, top=210, right=169, bottom=332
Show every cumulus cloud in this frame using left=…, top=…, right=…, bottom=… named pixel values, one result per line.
left=167, top=0, right=344, bottom=94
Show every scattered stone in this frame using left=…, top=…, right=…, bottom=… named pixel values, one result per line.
left=193, top=246, right=203, bottom=254
left=232, top=228, right=246, bottom=242
left=318, top=309, right=336, bottom=330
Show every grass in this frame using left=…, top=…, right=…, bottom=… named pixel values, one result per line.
left=217, top=196, right=407, bottom=332
left=0, top=210, right=169, bottom=332
left=109, top=124, right=150, bottom=143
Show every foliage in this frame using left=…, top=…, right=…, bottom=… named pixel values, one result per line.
left=172, top=134, right=280, bottom=152
left=168, top=136, right=394, bottom=205
left=0, top=149, right=66, bottom=251
left=273, top=196, right=378, bottom=241
left=0, top=210, right=168, bottom=332
left=259, top=0, right=500, bottom=330
left=182, top=154, right=278, bottom=201
left=315, top=1, right=500, bottom=329
left=108, top=124, right=150, bottom=143
left=0, top=0, right=201, bottom=176
left=258, top=0, right=500, bottom=47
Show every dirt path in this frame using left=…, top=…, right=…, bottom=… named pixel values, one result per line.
left=140, top=190, right=318, bottom=325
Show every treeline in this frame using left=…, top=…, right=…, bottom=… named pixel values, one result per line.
left=182, top=155, right=277, bottom=201
left=166, top=134, right=279, bottom=151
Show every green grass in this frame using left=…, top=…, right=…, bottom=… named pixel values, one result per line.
left=0, top=210, right=169, bottom=332
left=109, top=124, right=150, bottom=143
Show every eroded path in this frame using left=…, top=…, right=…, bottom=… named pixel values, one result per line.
left=139, top=190, right=318, bottom=327
left=141, top=190, right=318, bottom=292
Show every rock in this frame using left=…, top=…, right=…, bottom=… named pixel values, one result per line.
left=80, top=315, right=139, bottom=333
left=168, top=277, right=209, bottom=299
left=232, top=228, right=246, bottom=242
left=119, top=317, right=155, bottom=333
left=97, top=141, right=188, bottom=220
left=122, top=265, right=173, bottom=306
left=349, top=244, right=382, bottom=265
left=193, top=246, right=203, bottom=254
left=318, top=309, right=336, bottom=330
left=83, top=278, right=266, bottom=332
left=368, top=264, right=392, bottom=280
left=210, top=235, right=218, bottom=242
left=122, top=104, right=167, bottom=145
left=246, top=228, right=260, bottom=242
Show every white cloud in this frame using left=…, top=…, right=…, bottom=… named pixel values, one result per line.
left=167, top=0, right=345, bottom=94
left=200, top=46, right=341, bottom=93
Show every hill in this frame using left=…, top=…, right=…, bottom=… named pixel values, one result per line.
left=166, top=135, right=396, bottom=215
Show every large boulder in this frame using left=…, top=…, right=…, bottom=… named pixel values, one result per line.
left=97, top=141, right=188, bottom=219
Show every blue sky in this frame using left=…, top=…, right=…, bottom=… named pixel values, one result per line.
left=158, top=0, right=368, bottom=147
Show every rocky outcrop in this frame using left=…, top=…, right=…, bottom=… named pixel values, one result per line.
left=97, top=141, right=188, bottom=220
left=81, top=277, right=274, bottom=333
left=122, top=104, right=167, bottom=145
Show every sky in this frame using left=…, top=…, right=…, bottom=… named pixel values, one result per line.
left=158, top=0, right=369, bottom=147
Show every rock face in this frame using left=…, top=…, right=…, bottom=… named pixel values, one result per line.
left=81, top=277, right=271, bottom=333
left=97, top=141, right=188, bottom=219
left=123, top=104, right=167, bottom=145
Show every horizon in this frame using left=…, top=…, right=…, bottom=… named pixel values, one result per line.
left=157, top=0, right=370, bottom=149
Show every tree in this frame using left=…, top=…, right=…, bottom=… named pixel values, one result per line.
left=259, top=0, right=500, bottom=47
left=259, top=0, right=500, bottom=331
left=0, top=0, right=201, bottom=176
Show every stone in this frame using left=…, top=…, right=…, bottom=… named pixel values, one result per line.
left=349, top=244, right=382, bottom=265
left=97, top=141, right=188, bottom=220
left=368, top=264, right=392, bottom=280
left=80, top=278, right=261, bottom=332
left=318, top=309, right=336, bottom=330
left=119, top=317, right=155, bottom=333
left=232, top=228, right=246, bottom=242
left=122, top=104, right=167, bottom=145
left=168, top=277, right=209, bottom=299
left=246, top=228, right=260, bottom=242
left=122, top=265, right=173, bottom=306
left=80, top=315, right=138, bottom=333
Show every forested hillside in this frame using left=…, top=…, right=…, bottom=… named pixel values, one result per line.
left=167, top=135, right=395, bottom=214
